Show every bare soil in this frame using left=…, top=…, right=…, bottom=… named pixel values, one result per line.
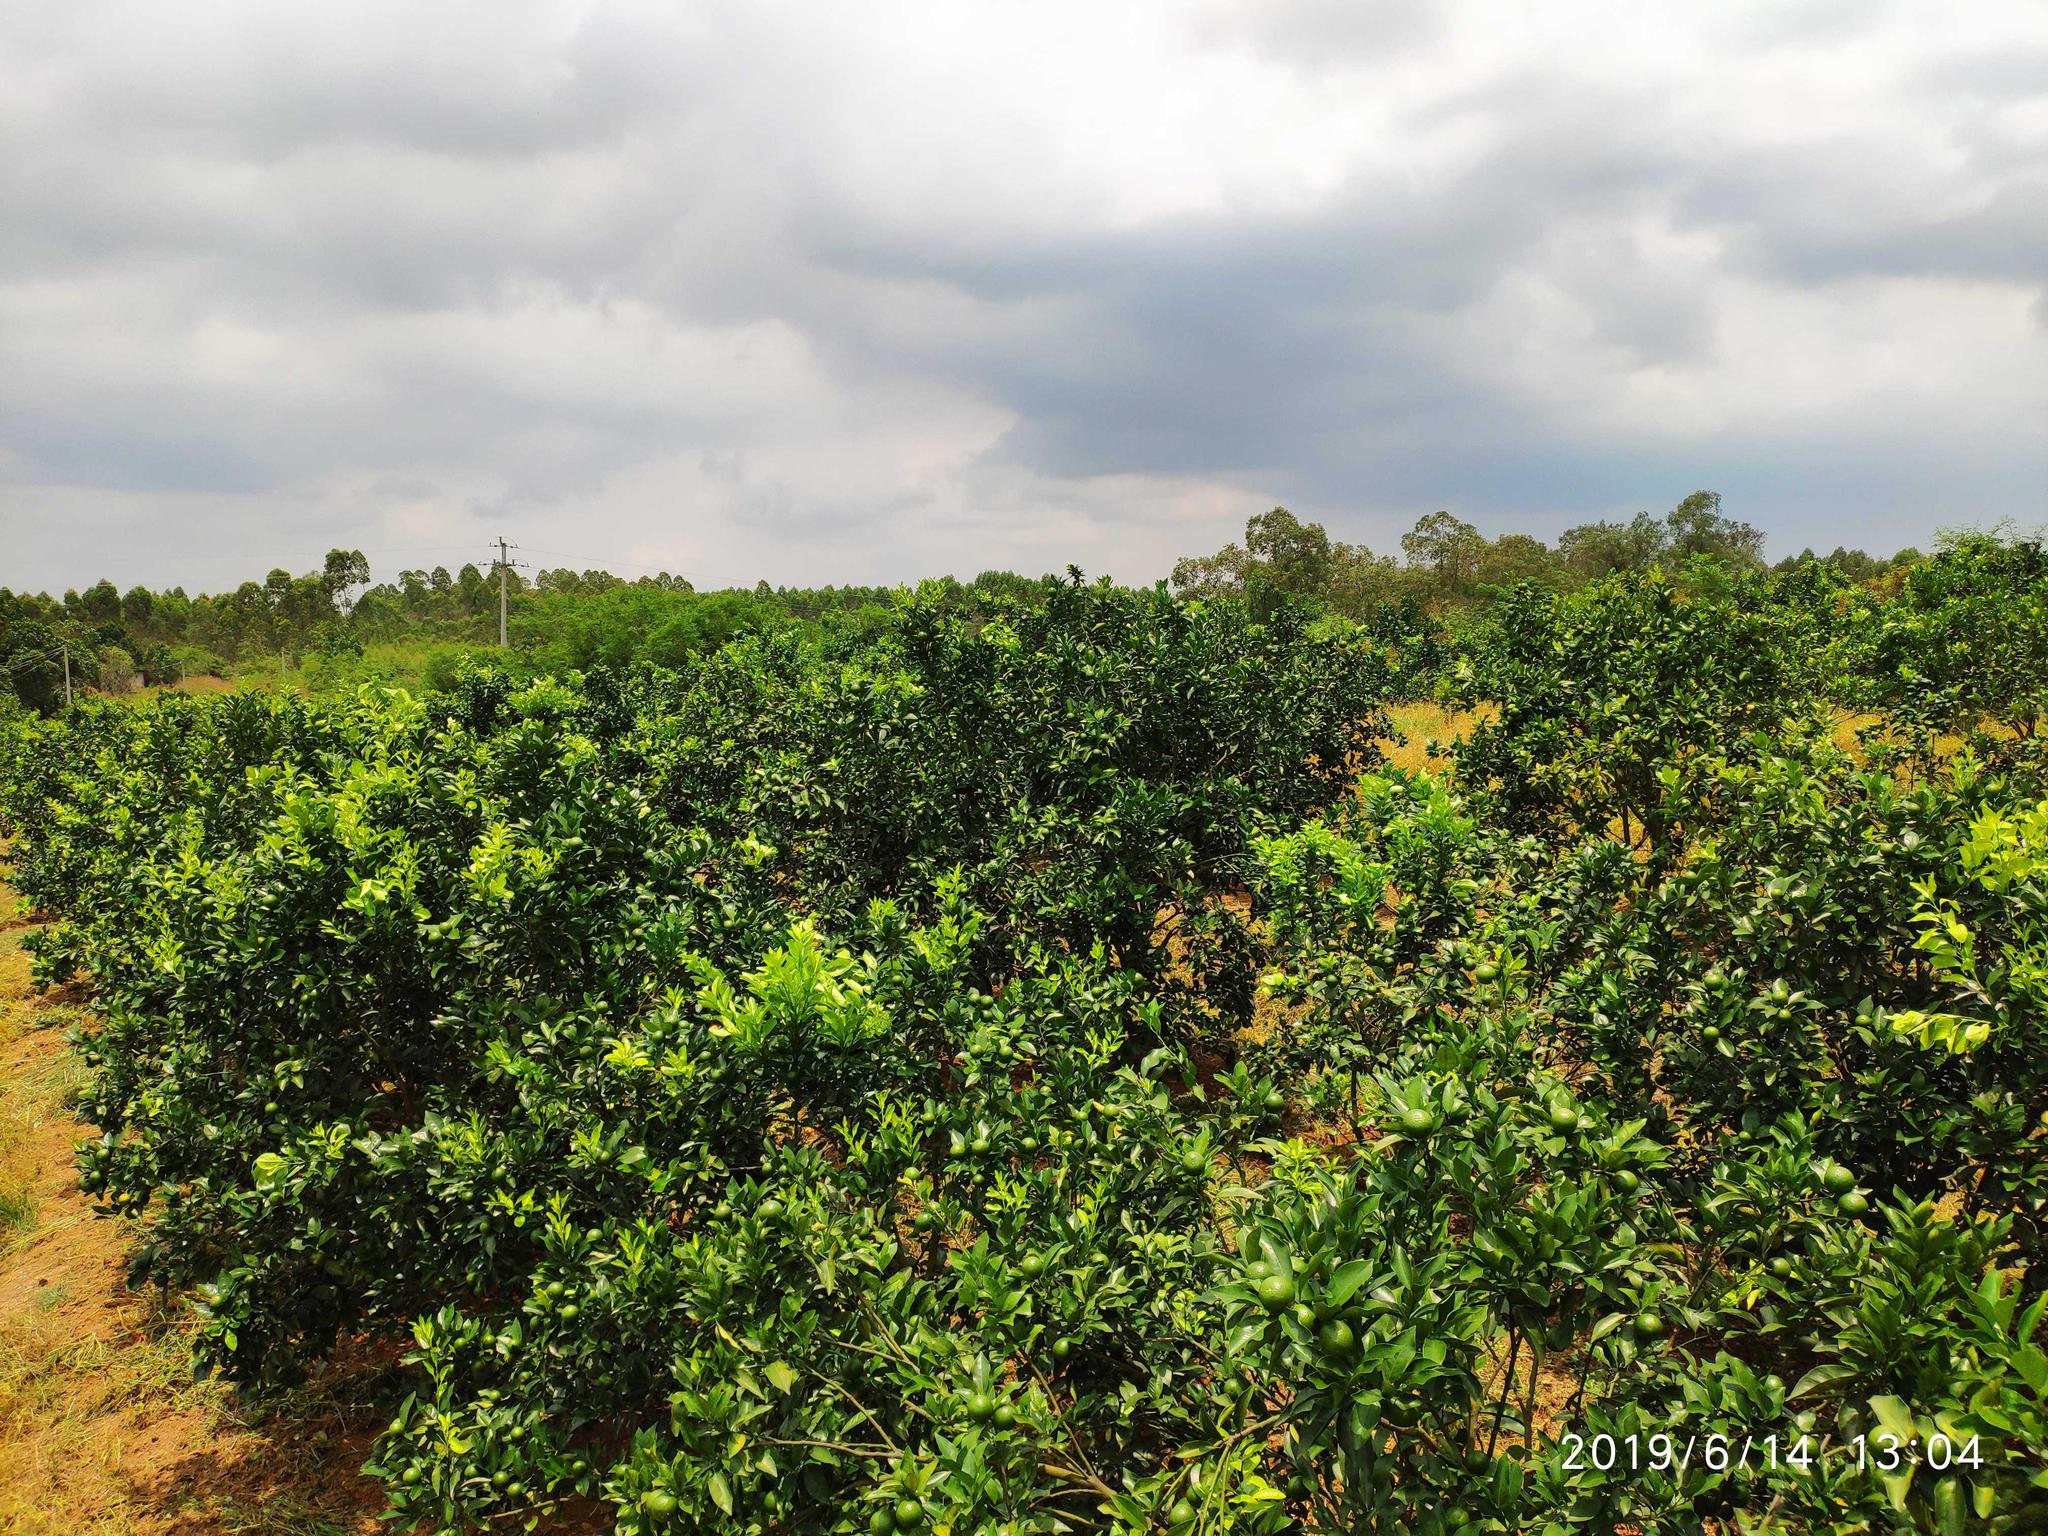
left=0, top=867, right=387, bottom=1536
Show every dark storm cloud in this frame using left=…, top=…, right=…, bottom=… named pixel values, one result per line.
left=787, top=74, right=1714, bottom=493
left=1679, top=145, right=2048, bottom=294
left=2, top=2, right=2044, bottom=594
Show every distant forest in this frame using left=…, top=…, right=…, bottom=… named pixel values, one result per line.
left=0, top=493, right=1922, bottom=711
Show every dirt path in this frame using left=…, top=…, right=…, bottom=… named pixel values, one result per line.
left=0, top=866, right=387, bottom=1536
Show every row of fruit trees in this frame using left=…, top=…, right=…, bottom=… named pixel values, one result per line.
left=2, top=544, right=2046, bottom=1533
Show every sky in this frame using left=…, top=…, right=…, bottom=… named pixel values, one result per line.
left=3, top=1, right=2045, bottom=596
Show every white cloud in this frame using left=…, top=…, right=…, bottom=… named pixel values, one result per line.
left=3, top=0, right=2044, bottom=593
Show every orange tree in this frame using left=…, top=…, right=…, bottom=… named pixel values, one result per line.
left=1837, top=533, right=2048, bottom=749
left=1448, top=566, right=1826, bottom=862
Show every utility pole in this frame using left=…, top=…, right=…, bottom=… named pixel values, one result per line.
left=63, top=643, right=72, bottom=708
left=492, top=537, right=522, bottom=649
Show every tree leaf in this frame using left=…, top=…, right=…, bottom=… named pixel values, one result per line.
left=1325, top=1260, right=1372, bottom=1307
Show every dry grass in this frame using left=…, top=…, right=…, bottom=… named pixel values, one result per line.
left=0, top=861, right=387, bottom=1536
left=124, top=675, right=239, bottom=704
left=1375, top=701, right=1984, bottom=782
left=1830, top=709, right=1988, bottom=764
left=1376, top=700, right=1491, bottom=774
left=159, top=675, right=238, bottom=697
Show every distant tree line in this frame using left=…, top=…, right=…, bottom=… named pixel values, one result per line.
left=2, top=550, right=373, bottom=710
left=1170, top=492, right=1921, bottom=618
left=0, top=549, right=1071, bottom=711
left=0, top=493, right=1951, bottom=714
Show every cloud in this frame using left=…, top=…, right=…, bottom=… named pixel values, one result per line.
left=2, top=0, right=2045, bottom=595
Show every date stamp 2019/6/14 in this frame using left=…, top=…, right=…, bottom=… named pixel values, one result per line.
left=1555, top=1429, right=1988, bottom=1477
